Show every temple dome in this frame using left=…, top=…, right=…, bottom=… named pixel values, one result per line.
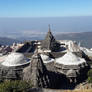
left=2, top=52, right=30, bottom=66
left=55, top=51, right=86, bottom=65
left=81, top=47, right=92, bottom=57
left=40, top=54, right=54, bottom=63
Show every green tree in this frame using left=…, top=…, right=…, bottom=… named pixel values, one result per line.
left=0, top=80, right=33, bottom=92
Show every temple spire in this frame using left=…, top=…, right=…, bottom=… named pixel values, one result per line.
left=34, top=48, right=38, bottom=54
left=42, top=26, right=60, bottom=52
left=48, top=24, right=51, bottom=32
left=23, top=50, right=48, bottom=88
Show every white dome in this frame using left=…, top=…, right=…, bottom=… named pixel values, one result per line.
left=2, top=52, right=30, bottom=66
left=81, top=47, right=92, bottom=57
left=40, top=54, right=54, bottom=63
left=55, top=51, right=86, bottom=65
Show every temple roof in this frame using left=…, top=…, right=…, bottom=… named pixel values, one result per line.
left=23, top=50, right=47, bottom=87
left=30, top=51, right=46, bottom=70
left=81, top=47, right=92, bottom=57
left=24, top=49, right=46, bottom=75
left=16, top=42, right=35, bottom=53
left=42, top=26, right=60, bottom=51
left=55, top=51, right=86, bottom=65
left=40, top=54, right=54, bottom=63
left=2, top=52, right=30, bottom=67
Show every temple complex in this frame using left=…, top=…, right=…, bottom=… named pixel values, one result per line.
left=0, top=27, right=90, bottom=89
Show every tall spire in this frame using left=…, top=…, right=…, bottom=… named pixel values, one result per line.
left=23, top=52, right=49, bottom=88
left=48, top=24, right=51, bottom=32
left=42, top=26, right=60, bottom=51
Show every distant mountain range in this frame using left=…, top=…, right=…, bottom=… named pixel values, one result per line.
left=0, top=37, right=20, bottom=46
left=55, top=32, right=92, bottom=48
left=0, top=31, right=92, bottom=48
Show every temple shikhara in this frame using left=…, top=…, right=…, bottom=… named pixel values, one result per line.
left=0, top=26, right=91, bottom=89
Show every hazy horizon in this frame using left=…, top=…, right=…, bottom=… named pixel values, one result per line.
left=0, top=16, right=92, bottom=39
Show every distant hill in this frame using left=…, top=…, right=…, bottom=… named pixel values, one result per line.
left=0, top=37, right=20, bottom=45
left=0, top=31, right=92, bottom=48
left=16, top=32, right=92, bottom=48
left=55, top=32, right=92, bottom=48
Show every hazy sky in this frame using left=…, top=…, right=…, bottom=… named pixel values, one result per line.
left=0, top=0, right=92, bottom=17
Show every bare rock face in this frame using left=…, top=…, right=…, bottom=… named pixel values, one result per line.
left=23, top=52, right=50, bottom=88
left=42, top=27, right=60, bottom=52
